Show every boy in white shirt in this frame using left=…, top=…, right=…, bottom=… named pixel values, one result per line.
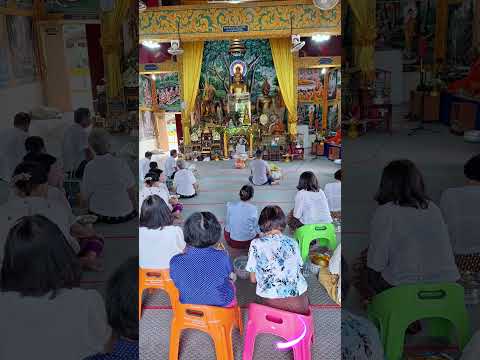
left=62, top=108, right=94, bottom=178
left=139, top=151, right=152, bottom=181
left=164, top=149, right=178, bottom=179
left=0, top=112, right=31, bottom=182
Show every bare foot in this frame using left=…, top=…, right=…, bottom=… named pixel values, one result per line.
left=271, top=181, right=280, bottom=185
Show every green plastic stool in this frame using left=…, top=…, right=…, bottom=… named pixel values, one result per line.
left=367, top=282, right=471, bottom=360
left=294, top=223, right=337, bottom=262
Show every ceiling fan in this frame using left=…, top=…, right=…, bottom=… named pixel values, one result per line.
left=313, top=0, right=339, bottom=10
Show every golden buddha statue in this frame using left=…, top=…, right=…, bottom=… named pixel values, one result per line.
left=256, top=80, right=274, bottom=115
left=229, top=66, right=248, bottom=94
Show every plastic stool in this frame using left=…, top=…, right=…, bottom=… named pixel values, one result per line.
left=169, top=303, right=243, bottom=360
left=294, top=223, right=337, bottom=261
left=139, top=268, right=179, bottom=319
left=368, top=282, right=471, bottom=360
left=243, top=303, right=314, bottom=360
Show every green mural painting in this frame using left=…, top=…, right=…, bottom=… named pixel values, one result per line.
left=199, top=39, right=277, bottom=107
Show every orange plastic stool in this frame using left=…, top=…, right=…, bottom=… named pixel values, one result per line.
left=139, top=268, right=179, bottom=319
left=169, top=303, right=243, bottom=360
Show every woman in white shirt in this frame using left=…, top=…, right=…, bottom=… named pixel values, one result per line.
left=324, top=169, right=341, bottom=218
left=224, top=185, right=260, bottom=249
left=355, top=160, right=459, bottom=301
left=81, top=129, right=137, bottom=224
left=173, top=159, right=198, bottom=199
left=2, top=161, right=104, bottom=270
left=0, top=215, right=111, bottom=359
left=440, top=154, right=480, bottom=272
left=288, top=171, right=332, bottom=231
left=139, top=195, right=185, bottom=269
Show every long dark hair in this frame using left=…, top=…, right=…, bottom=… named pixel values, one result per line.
left=297, top=171, right=319, bottom=192
left=374, top=159, right=429, bottom=209
left=1, top=215, right=81, bottom=298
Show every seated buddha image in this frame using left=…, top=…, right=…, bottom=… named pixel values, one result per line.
left=256, top=79, right=274, bottom=115
left=229, top=65, right=248, bottom=95
left=268, top=114, right=285, bottom=135
left=201, top=82, right=216, bottom=118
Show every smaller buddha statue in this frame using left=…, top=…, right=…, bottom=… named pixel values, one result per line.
left=268, top=114, right=285, bottom=136
left=201, top=83, right=216, bottom=118
left=256, top=80, right=274, bottom=115
left=229, top=65, right=248, bottom=95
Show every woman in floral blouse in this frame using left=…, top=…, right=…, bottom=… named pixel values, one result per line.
left=246, top=205, right=309, bottom=315
left=342, top=257, right=385, bottom=359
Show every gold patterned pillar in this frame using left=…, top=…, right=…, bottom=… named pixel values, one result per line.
left=434, top=0, right=448, bottom=68
left=288, top=51, right=299, bottom=139
left=177, top=54, right=190, bottom=146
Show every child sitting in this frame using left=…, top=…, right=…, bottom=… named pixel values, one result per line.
left=224, top=185, right=260, bottom=249
left=170, top=212, right=237, bottom=307
left=139, top=171, right=183, bottom=218
left=246, top=205, right=309, bottom=315
left=288, top=171, right=332, bottom=232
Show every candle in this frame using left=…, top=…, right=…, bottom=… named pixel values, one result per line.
left=249, top=132, right=253, bottom=157
left=224, top=131, right=228, bottom=159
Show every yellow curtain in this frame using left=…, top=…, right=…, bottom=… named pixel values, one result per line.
left=270, top=38, right=297, bottom=137
left=180, top=42, right=204, bottom=145
left=101, top=0, right=130, bottom=100
left=347, top=0, right=376, bottom=81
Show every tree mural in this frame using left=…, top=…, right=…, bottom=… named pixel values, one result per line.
left=199, top=39, right=277, bottom=103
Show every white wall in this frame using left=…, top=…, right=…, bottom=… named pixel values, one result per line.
left=0, top=82, right=43, bottom=129
left=375, top=50, right=404, bottom=105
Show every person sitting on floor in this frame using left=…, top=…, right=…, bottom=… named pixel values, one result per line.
left=84, top=257, right=139, bottom=360
left=164, top=149, right=178, bottom=180
left=173, top=159, right=198, bottom=199
left=21, top=152, right=69, bottom=210
left=324, top=169, right=341, bottom=219
left=140, top=195, right=185, bottom=269
left=440, top=154, right=480, bottom=272
left=224, top=185, right=260, bottom=250
left=249, top=149, right=278, bottom=186
left=1, top=161, right=104, bottom=270
left=341, top=256, right=385, bottom=360
left=0, top=215, right=111, bottom=359
left=170, top=212, right=237, bottom=307
left=354, top=160, right=459, bottom=302
left=288, top=171, right=332, bottom=232
left=80, top=129, right=137, bottom=224
left=139, top=171, right=183, bottom=218
left=25, top=135, right=46, bottom=157
left=139, top=151, right=152, bottom=181
left=62, top=107, right=94, bottom=179
left=0, top=112, right=31, bottom=182
left=246, top=205, right=309, bottom=315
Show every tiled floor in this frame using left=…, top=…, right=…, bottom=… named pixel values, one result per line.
left=139, top=156, right=342, bottom=359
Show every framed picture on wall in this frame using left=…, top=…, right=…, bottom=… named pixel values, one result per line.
left=140, top=110, right=155, bottom=140
left=327, top=69, right=338, bottom=100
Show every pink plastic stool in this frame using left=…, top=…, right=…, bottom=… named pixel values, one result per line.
left=242, top=303, right=314, bottom=360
